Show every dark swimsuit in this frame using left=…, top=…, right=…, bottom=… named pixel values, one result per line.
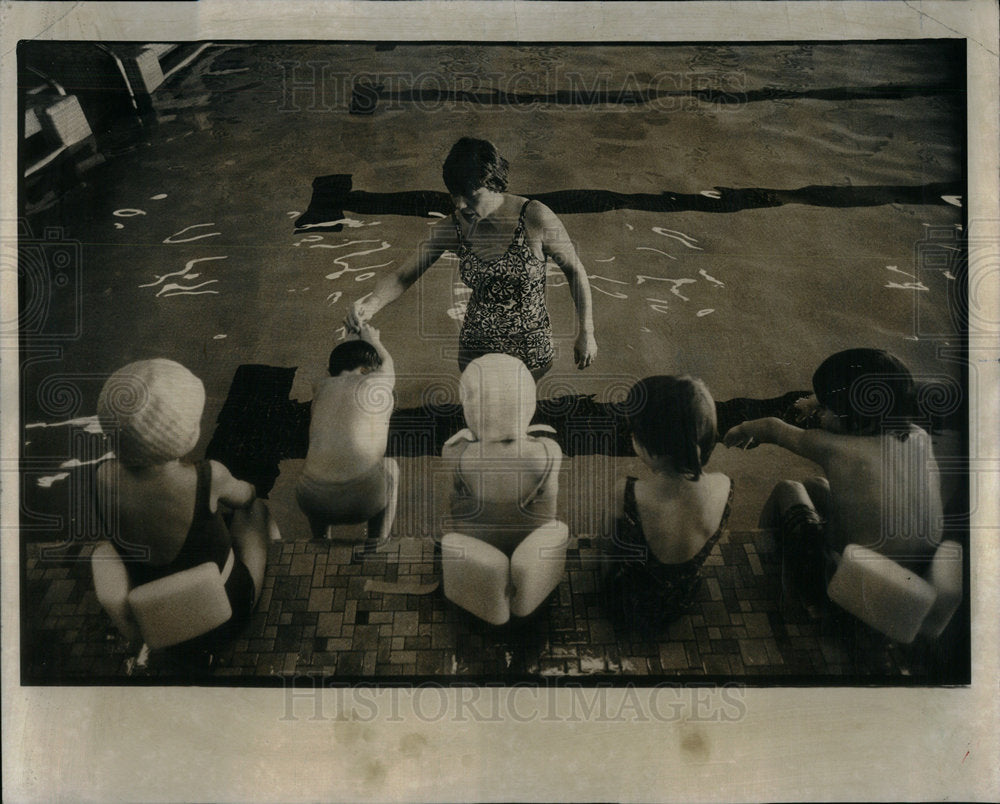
left=453, top=199, right=554, bottom=376
left=125, top=460, right=256, bottom=624
left=605, top=476, right=734, bottom=632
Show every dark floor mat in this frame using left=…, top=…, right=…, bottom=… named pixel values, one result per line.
left=204, top=364, right=818, bottom=496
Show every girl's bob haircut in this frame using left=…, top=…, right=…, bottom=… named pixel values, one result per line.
left=442, top=137, right=510, bottom=197
left=625, top=375, right=717, bottom=480
left=812, top=348, right=915, bottom=435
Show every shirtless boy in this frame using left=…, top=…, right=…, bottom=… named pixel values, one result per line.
left=723, top=348, right=942, bottom=573
left=295, top=323, right=399, bottom=542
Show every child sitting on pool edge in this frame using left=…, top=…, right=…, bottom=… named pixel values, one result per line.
left=442, top=353, right=562, bottom=555
left=95, top=359, right=276, bottom=638
left=295, top=322, right=399, bottom=543
left=439, top=354, right=568, bottom=625
left=603, top=376, right=734, bottom=633
left=723, top=348, right=942, bottom=595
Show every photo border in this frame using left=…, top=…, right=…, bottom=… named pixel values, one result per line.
left=3, top=2, right=997, bottom=801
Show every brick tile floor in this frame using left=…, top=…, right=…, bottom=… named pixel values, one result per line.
left=21, top=525, right=963, bottom=684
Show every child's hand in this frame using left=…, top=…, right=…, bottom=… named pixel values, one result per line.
left=357, top=322, right=380, bottom=342
left=792, top=394, right=820, bottom=424
left=723, top=423, right=758, bottom=450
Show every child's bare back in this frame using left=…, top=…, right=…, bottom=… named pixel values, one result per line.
left=304, top=371, right=393, bottom=483
left=296, top=324, right=399, bottom=541
left=724, top=349, right=943, bottom=570
left=817, top=424, right=941, bottom=563
left=623, top=470, right=733, bottom=565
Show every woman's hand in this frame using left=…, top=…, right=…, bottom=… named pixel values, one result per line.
left=574, top=331, right=597, bottom=369
left=345, top=294, right=380, bottom=334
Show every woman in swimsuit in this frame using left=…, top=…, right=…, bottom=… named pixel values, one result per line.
left=603, top=375, right=734, bottom=632
left=345, top=137, right=597, bottom=379
left=95, top=359, right=275, bottom=633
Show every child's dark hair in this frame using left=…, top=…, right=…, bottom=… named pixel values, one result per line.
left=625, top=376, right=717, bottom=480
left=442, top=137, right=510, bottom=197
left=328, top=340, right=382, bottom=376
left=811, top=348, right=915, bottom=436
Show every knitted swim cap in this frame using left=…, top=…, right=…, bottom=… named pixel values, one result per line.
left=460, top=354, right=536, bottom=441
left=97, top=359, right=205, bottom=466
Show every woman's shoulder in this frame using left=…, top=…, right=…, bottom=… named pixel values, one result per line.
left=516, top=196, right=555, bottom=221
left=519, top=199, right=565, bottom=245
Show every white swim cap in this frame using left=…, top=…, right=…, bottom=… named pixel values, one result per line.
left=459, top=353, right=536, bottom=441
left=98, top=359, right=205, bottom=466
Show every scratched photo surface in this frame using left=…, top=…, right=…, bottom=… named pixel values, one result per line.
left=19, top=40, right=969, bottom=685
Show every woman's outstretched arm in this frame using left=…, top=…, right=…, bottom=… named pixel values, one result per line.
left=347, top=222, right=454, bottom=330
left=534, top=203, right=597, bottom=369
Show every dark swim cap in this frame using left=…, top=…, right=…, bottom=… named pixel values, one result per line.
left=812, top=348, right=915, bottom=434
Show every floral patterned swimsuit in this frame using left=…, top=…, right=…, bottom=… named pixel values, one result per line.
left=453, top=199, right=554, bottom=374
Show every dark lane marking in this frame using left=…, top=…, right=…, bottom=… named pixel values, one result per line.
left=295, top=175, right=963, bottom=230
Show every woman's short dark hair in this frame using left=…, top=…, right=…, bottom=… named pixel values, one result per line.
left=625, top=376, right=717, bottom=480
left=442, top=137, right=509, bottom=196
left=812, top=348, right=915, bottom=435
left=328, top=340, right=382, bottom=376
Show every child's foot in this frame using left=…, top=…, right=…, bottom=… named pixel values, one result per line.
left=268, top=517, right=283, bottom=542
